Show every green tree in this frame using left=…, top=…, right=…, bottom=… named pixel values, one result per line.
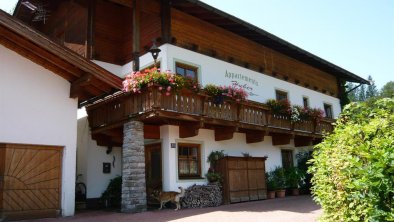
left=346, top=82, right=357, bottom=102
left=309, top=98, right=394, bottom=222
left=380, top=81, right=394, bottom=98
left=357, top=84, right=366, bottom=101
left=365, top=75, right=378, bottom=99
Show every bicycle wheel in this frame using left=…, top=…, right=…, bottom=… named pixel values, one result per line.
left=75, top=182, right=87, bottom=201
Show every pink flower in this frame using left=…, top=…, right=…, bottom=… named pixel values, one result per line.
left=165, top=92, right=171, bottom=96
left=159, top=86, right=163, bottom=91
left=167, top=86, right=171, bottom=91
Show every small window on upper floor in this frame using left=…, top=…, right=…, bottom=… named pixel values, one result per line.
left=175, top=62, right=198, bottom=81
left=276, top=90, right=288, bottom=101
left=303, top=97, right=309, bottom=108
left=324, top=103, right=333, bottom=119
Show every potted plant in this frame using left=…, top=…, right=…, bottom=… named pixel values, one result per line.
left=265, top=172, right=277, bottom=199
left=285, top=167, right=304, bottom=196
left=207, top=150, right=225, bottom=169
left=205, top=169, right=222, bottom=183
left=272, top=166, right=287, bottom=198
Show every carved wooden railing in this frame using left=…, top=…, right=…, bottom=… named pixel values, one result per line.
left=86, top=85, right=335, bottom=136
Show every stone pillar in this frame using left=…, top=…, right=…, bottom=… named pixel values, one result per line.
left=121, top=121, right=146, bottom=213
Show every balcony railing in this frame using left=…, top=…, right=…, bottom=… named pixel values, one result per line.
left=86, top=85, right=334, bottom=136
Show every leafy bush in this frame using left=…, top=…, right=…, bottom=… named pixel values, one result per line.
left=271, top=166, right=287, bottom=189
left=265, top=172, right=278, bottom=191
left=285, top=167, right=304, bottom=189
left=296, top=151, right=313, bottom=192
left=309, top=98, right=394, bottom=222
left=101, top=175, right=122, bottom=208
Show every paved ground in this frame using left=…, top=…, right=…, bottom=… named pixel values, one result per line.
left=24, top=196, right=322, bottom=222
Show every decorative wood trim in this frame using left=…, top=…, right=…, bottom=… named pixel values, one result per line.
left=161, top=0, right=171, bottom=43
left=87, top=0, right=96, bottom=59
left=132, top=0, right=141, bottom=71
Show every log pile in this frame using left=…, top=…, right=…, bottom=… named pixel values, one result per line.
left=181, top=183, right=222, bottom=208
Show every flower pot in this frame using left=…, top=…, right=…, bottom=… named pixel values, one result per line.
left=291, top=188, right=300, bottom=196
left=276, top=189, right=286, bottom=198
left=267, top=191, right=276, bottom=199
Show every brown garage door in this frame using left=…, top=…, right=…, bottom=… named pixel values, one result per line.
left=0, top=143, right=63, bottom=221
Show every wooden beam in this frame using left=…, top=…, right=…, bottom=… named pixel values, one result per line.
left=215, top=126, right=235, bottom=141
left=313, top=138, right=322, bottom=145
left=132, top=0, right=141, bottom=71
left=245, top=130, right=265, bottom=144
left=294, top=136, right=313, bottom=147
left=87, top=0, right=95, bottom=59
left=271, top=133, right=291, bottom=146
left=144, top=125, right=160, bottom=139
left=179, top=122, right=200, bottom=138
left=70, top=73, right=92, bottom=98
left=161, top=0, right=171, bottom=43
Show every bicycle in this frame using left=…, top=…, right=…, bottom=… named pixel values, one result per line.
left=75, top=174, right=87, bottom=202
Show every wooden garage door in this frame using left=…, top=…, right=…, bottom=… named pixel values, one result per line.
left=0, top=143, right=63, bottom=221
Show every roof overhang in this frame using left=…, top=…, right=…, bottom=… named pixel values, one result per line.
left=172, top=0, right=369, bottom=84
left=0, top=9, right=123, bottom=106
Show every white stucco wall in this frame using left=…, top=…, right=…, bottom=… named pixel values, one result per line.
left=160, top=125, right=306, bottom=192
left=77, top=117, right=122, bottom=199
left=0, top=45, right=77, bottom=216
left=165, top=44, right=341, bottom=118
left=94, top=43, right=341, bottom=117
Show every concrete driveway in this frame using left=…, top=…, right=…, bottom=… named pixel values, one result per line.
left=25, top=196, right=322, bottom=222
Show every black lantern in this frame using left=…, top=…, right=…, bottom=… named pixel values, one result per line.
left=148, top=40, right=161, bottom=67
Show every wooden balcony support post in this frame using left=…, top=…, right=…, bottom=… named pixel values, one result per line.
left=270, top=133, right=292, bottom=146
left=132, top=0, right=141, bottom=71
left=245, top=130, right=265, bottom=144
left=294, top=135, right=313, bottom=147
left=215, top=126, right=235, bottom=141
left=179, top=121, right=200, bottom=138
left=70, top=73, right=91, bottom=98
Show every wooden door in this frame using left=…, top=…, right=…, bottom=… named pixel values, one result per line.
left=0, top=143, right=63, bottom=221
left=145, top=143, right=162, bottom=204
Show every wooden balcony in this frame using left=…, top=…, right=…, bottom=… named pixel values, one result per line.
left=86, top=86, right=334, bottom=147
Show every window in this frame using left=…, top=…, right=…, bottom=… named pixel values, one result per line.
left=324, top=103, right=333, bottom=119
left=175, top=62, right=198, bottom=80
left=276, top=90, right=288, bottom=101
left=303, top=97, right=309, bottom=108
left=281, top=149, right=293, bottom=169
left=178, top=143, right=201, bottom=179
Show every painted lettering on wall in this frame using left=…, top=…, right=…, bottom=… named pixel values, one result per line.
left=225, top=70, right=259, bottom=86
left=225, top=70, right=259, bottom=97
left=231, top=81, right=258, bottom=97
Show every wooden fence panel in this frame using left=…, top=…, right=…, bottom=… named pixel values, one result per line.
left=216, top=156, right=267, bottom=204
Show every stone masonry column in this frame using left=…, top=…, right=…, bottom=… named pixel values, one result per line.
left=121, top=121, right=147, bottom=213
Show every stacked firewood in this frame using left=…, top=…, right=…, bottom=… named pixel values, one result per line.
left=181, top=183, right=222, bottom=208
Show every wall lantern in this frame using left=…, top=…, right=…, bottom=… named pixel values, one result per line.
left=148, top=40, right=161, bottom=68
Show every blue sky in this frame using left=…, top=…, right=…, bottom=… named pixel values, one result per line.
left=2, top=1, right=393, bottom=88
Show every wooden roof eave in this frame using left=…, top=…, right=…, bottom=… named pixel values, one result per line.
left=0, top=10, right=123, bottom=105
left=173, top=0, right=369, bottom=85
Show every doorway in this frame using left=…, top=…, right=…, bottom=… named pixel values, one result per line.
left=144, top=143, right=162, bottom=206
